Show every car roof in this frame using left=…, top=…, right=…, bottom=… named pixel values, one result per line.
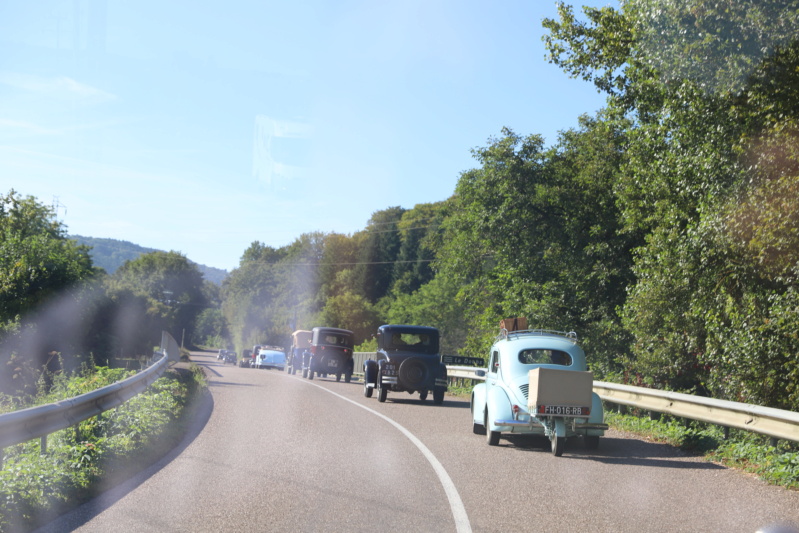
left=378, top=324, right=439, bottom=335
left=312, top=326, right=353, bottom=335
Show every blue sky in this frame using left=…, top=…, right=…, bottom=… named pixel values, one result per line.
left=0, top=0, right=617, bottom=272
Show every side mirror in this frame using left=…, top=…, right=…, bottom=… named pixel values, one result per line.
left=475, top=369, right=486, bottom=378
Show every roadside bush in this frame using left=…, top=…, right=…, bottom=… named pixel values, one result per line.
left=0, top=364, right=206, bottom=531
left=606, top=409, right=799, bottom=489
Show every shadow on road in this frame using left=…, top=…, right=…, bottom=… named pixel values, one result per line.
left=207, top=380, right=261, bottom=388
left=500, top=433, right=725, bottom=470
left=380, top=397, right=471, bottom=409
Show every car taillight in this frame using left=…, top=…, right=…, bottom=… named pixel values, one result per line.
left=512, top=405, right=520, bottom=413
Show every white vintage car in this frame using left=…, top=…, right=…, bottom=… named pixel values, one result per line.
left=470, top=329, right=608, bottom=456
left=254, top=349, right=286, bottom=370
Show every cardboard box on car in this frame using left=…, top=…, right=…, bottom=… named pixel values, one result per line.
left=527, top=367, right=593, bottom=411
left=499, top=317, right=528, bottom=332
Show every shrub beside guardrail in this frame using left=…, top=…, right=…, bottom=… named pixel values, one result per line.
left=0, top=352, right=169, bottom=465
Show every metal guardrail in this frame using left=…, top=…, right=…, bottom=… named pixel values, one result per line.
left=444, top=366, right=799, bottom=443
left=0, top=353, right=169, bottom=455
left=594, top=381, right=799, bottom=442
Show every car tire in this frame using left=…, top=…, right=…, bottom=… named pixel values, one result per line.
left=302, top=368, right=307, bottom=378
left=308, top=369, right=314, bottom=380
left=485, top=410, right=499, bottom=445
left=419, top=389, right=428, bottom=401
left=378, top=379, right=388, bottom=403
left=473, top=421, right=486, bottom=435
left=336, top=373, right=341, bottom=382
left=364, top=380, right=373, bottom=398
left=433, top=387, right=445, bottom=405
left=398, top=357, right=429, bottom=390
left=551, top=435, right=565, bottom=456
left=584, top=435, right=599, bottom=450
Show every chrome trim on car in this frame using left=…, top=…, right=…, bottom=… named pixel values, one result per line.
left=494, top=418, right=531, bottom=427
left=381, top=377, right=398, bottom=384
left=574, top=423, right=609, bottom=430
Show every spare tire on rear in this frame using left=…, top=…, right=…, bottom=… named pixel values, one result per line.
left=399, top=357, right=429, bottom=389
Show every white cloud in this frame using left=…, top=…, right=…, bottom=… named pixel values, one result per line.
left=0, top=118, right=59, bottom=135
left=0, top=71, right=116, bottom=103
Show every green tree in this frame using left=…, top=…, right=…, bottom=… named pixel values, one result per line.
left=107, top=251, right=206, bottom=352
left=0, top=191, right=95, bottom=321
left=0, top=190, right=97, bottom=396
left=544, top=1, right=799, bottom=407
left=436, top=121, right=636, bottom=375
left=355, top=207, right=405, bottom=303
left=194, top=308, right=229, bottom=347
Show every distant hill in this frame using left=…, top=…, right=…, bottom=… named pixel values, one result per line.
left=70, top=235, right=229, bottom=285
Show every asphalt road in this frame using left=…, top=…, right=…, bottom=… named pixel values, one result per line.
left=37, top=351, right=799, bottom=532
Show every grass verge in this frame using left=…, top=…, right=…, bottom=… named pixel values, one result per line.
left=606, top=409, right=799, bottom=490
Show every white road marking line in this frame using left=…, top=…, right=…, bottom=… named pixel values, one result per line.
left=299, top=378, right=472, bottom=533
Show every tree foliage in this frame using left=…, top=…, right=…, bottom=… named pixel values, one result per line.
left=545, top=0, right=799, bottom=407
left=107, top=251, right=206, bottom=355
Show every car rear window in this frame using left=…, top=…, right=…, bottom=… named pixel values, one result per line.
left=518, top=349, right=572, bottom=366
left=322, top=334, right=350, bottom=346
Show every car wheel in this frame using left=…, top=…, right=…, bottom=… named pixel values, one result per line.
left=584, top=435, right=599, bottom=450
left=485, top=410, right=499, bottom=445
left=336, top=373, right=341, bottom=382
left=378, top=379, right=388, bottom=403
left=302, top=368, right=307, bottom=378
left=419, top=389, right=428, bottom=401
left=433, top=387, right=445, bottom=405
left=473, top=421, right=486, bottom=435
left=308, top=369, right=314, bottom=380
left=551, top=435, right=565, bottom=456
left=345, top=372, right=352, bottom=383
left=398, top=357, right=429, bottom=390
left=364, top=380, right=373, bottom=398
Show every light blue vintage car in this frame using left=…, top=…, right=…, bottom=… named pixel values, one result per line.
left=255, top=348, right=286, bottom=370
left=470, top=329, right=608, bottom=456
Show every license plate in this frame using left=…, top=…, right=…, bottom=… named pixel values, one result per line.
left=328, top=359, right=338, bottom=367
left=537, top=405, right=589, bottom=416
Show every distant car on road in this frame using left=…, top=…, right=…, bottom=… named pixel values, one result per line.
left=363, top=325, right=447, bottom=404
left=222, top=350, right=237, bottom=365
left=255, top=348, right=286, bottom=370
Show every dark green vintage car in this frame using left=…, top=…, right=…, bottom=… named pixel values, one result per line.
left=363, top=324, right=448, bottom=405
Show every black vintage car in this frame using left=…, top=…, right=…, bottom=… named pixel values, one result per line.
left=363, top=325, right=447, bottom=404
left=304, top=327, right=355, bottom=382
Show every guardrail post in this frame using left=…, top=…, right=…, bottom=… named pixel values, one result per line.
left=617, top=404, right=627, bottom=415
left=770, top=437, right=779, bottom=448
left=40, top=435, right=47, bottom=454
left=723, top=426, right=730, bottom=440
